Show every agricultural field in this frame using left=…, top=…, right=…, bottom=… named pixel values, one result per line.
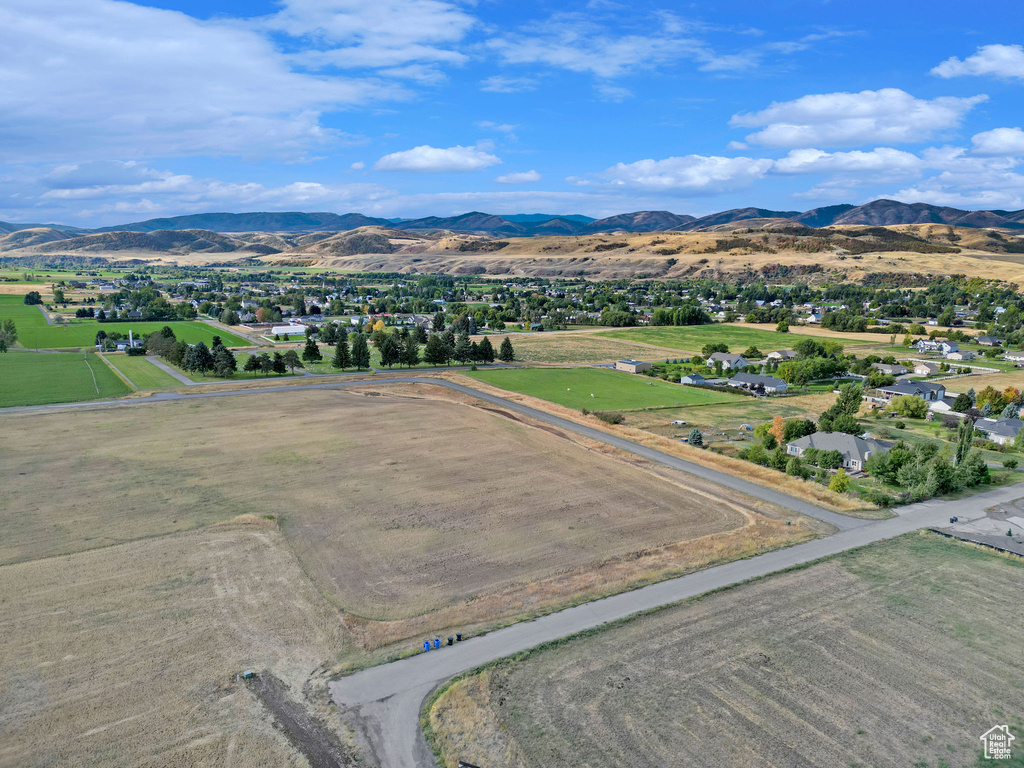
left=484, top=332, right=670, bottom=365
left=0, top=351, right=131, bottom=407
left=598, top=324, right=815, bottom=355
left=466, top=367, right=741, bottom=411
left=101, top=352, right=183, bottom=390
left=429, top=532, right=1024, bottom=768
left=0, top=385, right=816, bottom=666
left=0, top=518, right=353, bottom=767
left=0, top=295, right=249, bottom=349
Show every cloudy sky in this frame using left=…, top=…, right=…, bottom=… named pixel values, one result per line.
left=2, top=0, right=1024, bottom=225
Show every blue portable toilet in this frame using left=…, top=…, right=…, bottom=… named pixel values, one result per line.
left=423, top=640, right=431, bottom=652
left=433, top=638, right=441, bottom=649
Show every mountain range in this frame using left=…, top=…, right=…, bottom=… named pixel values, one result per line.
left=4, top=199, right=1024, bottom=239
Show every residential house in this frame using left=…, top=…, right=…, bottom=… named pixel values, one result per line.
left=679, top=373, right=706, bottom=385
left=786, top=432, right=892, bottom=473
left=976, top=335, right=1004, bottom=347
left=873, top=381, right=946, bottom=402
left=916, top=339, right=958, bottom=355
left=945, top=350, right=976, bottom=361
left=913, top=362, right=941, bottom=376
left=871, top=362, right=909, bottom=376
left=727, top=372, right=787, bottom=394
left=615, top=359, right=652, bottom=374
left=767, top=350, right=796, bottom=361
left=1005, top=350, right=1024, bottom=366
left=706, top=352, right=748, bottom=371
left=975, top=418, right=1023, bottom=446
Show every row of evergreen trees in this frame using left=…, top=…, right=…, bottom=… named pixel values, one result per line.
left=310, top=326, right=516, bottom=370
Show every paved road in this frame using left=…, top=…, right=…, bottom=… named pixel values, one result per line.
left=329, top=480, right=1024, bottom=768
left=145, top=356, right=196, bottom=385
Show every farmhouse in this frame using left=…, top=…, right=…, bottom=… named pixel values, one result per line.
left=786, top=432, right=892, bottom=473
left=871, top=362, right=909, bottom=376
left=727, top=372, right=787, bottom=394
left=974, top=418, right=1023, bottom=446
left=615, top=359, right=652, bottom=374
left=873, top=381, right=946, bottom=402
left=706, top=353, right=748, bottom=371
left=976, top=335, right=1004, bottom=346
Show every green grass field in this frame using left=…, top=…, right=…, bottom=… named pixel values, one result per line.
left=0, top=296, right=249, bottom=349
left=598, top=325, right=810, bottom=354
left=0, top=352, right=131, bottom=407
left=102, top=354, right=182, bottom=390
left=467, top=367, right=741, bottom=410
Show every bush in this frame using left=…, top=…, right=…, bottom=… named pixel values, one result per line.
left=688, top=428, right=704, bottom=447
left=593, top=410, right=625, bottom=425
left=125, top=347, right=146, bottom=356
left=829, top=469, right=851, bottom=493
left=1003, top=458, right=1019, bottom=469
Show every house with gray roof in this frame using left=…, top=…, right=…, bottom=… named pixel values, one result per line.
left=873, top=381, right=946, bottom=402
left=727, top=372, right=787, bottom=394
left=975, top=418, right=1023, bottom=446
left=976, top=335, right=1004, bottom=346
left=871, top=362, right=909, bottom=376
left=706, top=352, right=748, bottom=371
left=786, top=432, right=893, bottom=473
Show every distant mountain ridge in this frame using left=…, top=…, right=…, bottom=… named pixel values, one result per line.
left=4, top=199, right=1024, bottom=239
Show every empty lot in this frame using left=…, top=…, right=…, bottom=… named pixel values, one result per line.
left=429, top=532, right=1024, bottom=768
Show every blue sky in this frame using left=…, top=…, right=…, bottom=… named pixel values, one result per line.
left=2, top=0, right=1024, bottom=225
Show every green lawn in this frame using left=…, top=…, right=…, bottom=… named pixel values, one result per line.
left=467, top=367, right=741, bottom=410
left=101, top=354, right=182, bottom=390
left=598, top=325, right=813, bottom=354
left=0, top=352, right=131, bottom=407
left=0, top=296, right=249, bottom=349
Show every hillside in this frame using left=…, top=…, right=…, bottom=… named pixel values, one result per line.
left=96, top=211, right=391, bottom=233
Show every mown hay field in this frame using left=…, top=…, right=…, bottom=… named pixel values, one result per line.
left=597, top=322, right=885, bottom=355
left=0, top=386, right=814, bottom=662
left=0, top=519, right=351, bottom=768
left=101, top=351, right=183, bottom=389
left=429, top=532, right=1024, bottom=768
left=0, top=351, right=131, bottom=407
left=483, top=333, right=672, bottom=365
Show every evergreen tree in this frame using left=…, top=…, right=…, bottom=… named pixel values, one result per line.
left=332, top=336, right=351, bottom=369
left=454, top=332, right=472, bottom=364
left=379, top=333, right=402, bottom=368
left=272, top=352, right=287, bottom=375
left=258, top=353, right=274, bottom=377
left=350, top=332, right=371, bottom=369
left=688, top=428, right=703, bottom=447
left=499, top=336, right=515, bottom=362
left=432, top=311, right=445, bottom=332
left=283, top=350, right=303, bottom=373
left=214, top=347, right=236, bottom=377
left=1001, top=402, right=1020, bottom=419
left=302, top=335, right=322, bottom=362
left=413, top=325, right=428, bottom=344
left=243, top=354, right=260, bottom=374
left=478, top=336, right=495, bottom=363
left=441, top=329, right=456, bottom=364
left=981, top=400, right=994, bottom=417
left=403, top=334, right=420, bottom=368
left=423, top=333, right=447, bottom=366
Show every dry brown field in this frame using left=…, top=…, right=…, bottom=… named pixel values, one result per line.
left=0, top=385, right=818, bottom=664
left=429, top=532, right=1024, bottom=768
left=479, top=332, right=674, bottom=365
left=0, top=517, right=352, bottom=768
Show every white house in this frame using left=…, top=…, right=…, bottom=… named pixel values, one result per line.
left=727, top=372, right=788, bottom=394
left=706, top=352, right=748, bottom=371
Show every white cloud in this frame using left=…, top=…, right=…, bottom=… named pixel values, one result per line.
left=597, top=155, right=773, bottom=193
left=0, top=0, right=395, bottom=162
left=772, top=147, right=921, bottom=176
left=374, top=144, right=502, bottom=172
left=970, top=127, right=1024, bottom=156
left=350, top=161, right=366, bottom=170
left=264, top=0, right=475, bottom=69
left=731, top=89, right=987, bottom=148
left=476, top=121, right=519, bottom=133
left=480, top=76, right=537, bottom=93
left=495, top=170, right=541, bottom=184
left=932, top=44, right=1024, bottom=80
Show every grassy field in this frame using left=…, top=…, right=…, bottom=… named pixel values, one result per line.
left=0, top=295, right=249, bottom=349
left=478, top=333, right=668, bottom=365
left=429, top=532, right=1024, bottom=768
left=0, top=518, right=353, bottom=767
left=598, top=324, right=815, bottom=354
left=0, top=351, right=131, bottom=407
left=0, top=385, right=813, bottom=664
left=102, top=352, right=183, bottom=390
left=466, top=367, right=740, bottom=410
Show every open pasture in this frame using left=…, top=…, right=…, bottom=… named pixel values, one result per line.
left=0, top=385, right=812, bottom=659
left=484, top=333, right=671, bottom=365
left=101, top=352, right=183, bottom=390
left=598, top=322, right=875, bottom=355
left=430, top=532, right=1024, bottom=768
left=0, top=351, right=131, bottom=407
left=466, top=367, right=740, bottom=410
